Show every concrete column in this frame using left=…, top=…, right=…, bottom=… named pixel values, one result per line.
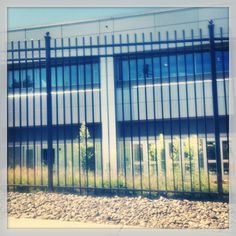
left=100, top=57, right=117, bottom=185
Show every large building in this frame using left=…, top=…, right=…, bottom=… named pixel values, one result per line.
left=7, top=7, right=229, bottom=197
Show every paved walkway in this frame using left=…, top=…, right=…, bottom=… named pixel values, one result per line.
left=8, top=217, right=140, bottom=229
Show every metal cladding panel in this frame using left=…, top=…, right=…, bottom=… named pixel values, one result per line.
left=62, top=21, right=100, bottom=37
left=114, top=14, right=155, bottom=32
left=8, top=30, right=26, bottom=43
left=25, top=26, right=62, bottom=41
left=99, top=19, right=114, bottom=34
left=155, top=8, right=199, bottom=27
left=197, top=7, right=228, bottom=21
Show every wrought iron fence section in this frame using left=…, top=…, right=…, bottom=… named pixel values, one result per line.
left=7, top=21, right=229, bottom=199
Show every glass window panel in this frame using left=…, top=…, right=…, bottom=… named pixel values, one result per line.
left=93, top=63, right=99, bottom=84
left=71, top=65, right=77, bottom=86
left=130, top=59, right=137, bottom=81
left=169, top=55, right=177, bottom=78
left=51, top=67, right=56, bottom=88
left=8, top=70, right=13, bottom=89
left=153, top=57, right=160, bottom=78
left=25, top=69, right=33, bottom=88
left=134, top=144, right=143, bottom=162
left=177, top=54, right=185, bottom=77
left=41, top=68, right=47, bottom=88
left=207, top=141, right=216, bottom=160
left=161, top=56, right=168, bottom=80
left=85, top=64, right=91, bottom=84
left=224, top=51, right=229, bottom=72
left=215, top=51, right=223, bottom=73
left=203, top=52, right=211, bottom=74
left=137, top=58, right=144, bottom=80
left=64, top=66, right=70, bottom=88
left=122, top=60, right=129, bottom=81
left=223, top=163, right=229, bottom=174
left=20, top=70, right=26, bottom=88
left=78, top=64, right=85, bottom=85
left=144, top=58, right=153, bottom=79
left=186, top=54, right=193, bottom=75
left=13, top=70, right=20, bottom=88
left=56, top=67, right=63, bottom=88
left=222, top=141, right=229, bottom=160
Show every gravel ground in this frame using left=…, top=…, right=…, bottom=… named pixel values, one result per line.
left=7, top=191, right=229, bottom=229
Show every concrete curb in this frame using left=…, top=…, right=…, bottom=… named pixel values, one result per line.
left=8, top=217, right=141, bottom=229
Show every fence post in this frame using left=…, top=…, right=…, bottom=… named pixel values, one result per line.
left=208, top=20, right=223, bottom=196
left=45, top=32, right=53, bottom=191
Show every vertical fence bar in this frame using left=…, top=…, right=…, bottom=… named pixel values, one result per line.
left=118, top=35, right=127, bottom=191
left=89, top=36, right=96, bottom=191
left=158, top=32, right=168, bottom=192
left=97, top=36, right=104, bottom=189
left=68, top=38, right=75, bottom=189
left=208, top=20, right=223, bottom=195
left=54, top=39, right=60, bottom=187
left=75, top=37, right=82, bottom=193
left=45, top=32, right=53, bottom=191
left=220, top=27, right=229, bottom=189
left=17, top=41, right=23, bottom=185
left=82, top=37, right=89, bottom=191
left=166, top=31, right=175, bottom=191
left=182, top=30, right=193, bottom=192
left=38, top=40, right=44, bottom=186
left=11, top=42, right=16, bottom=188
left=24, top=40, right=30, bottom=186
left=199, top=29, right=210, bottom=192
left=31, top=40, right=36, bottom=187
left=150, top=32, right=159, bottom=192
left=190, top=29, right=202, bottom=192
left=142, top=33, right=151, bottom=195
left=61, top=38, right=67, bottom=188
left=133, top=34, right=142, bottom=194
left=174, top=31, right=184, bottom=192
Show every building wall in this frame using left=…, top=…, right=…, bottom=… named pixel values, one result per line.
left=8, top=7, right=229, bottom=43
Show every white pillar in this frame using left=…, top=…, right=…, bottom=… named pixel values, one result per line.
left=100, top=57, right=117, bottom=185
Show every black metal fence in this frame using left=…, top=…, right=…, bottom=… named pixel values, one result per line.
left=7, top=21, right=229, bottom=199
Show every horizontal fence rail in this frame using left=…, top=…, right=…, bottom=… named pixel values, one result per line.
left=7, top=21, right=229, bottom=199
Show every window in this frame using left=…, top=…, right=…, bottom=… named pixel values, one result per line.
left=215, top=51, right=229, bottom=73
left=222, top=140, right=229, bottom=160
left=206, top=141, right=216, bottom=161
left=26, top=149, right=34, bottom=168
left=118, top=51, right=216, bottom=82
left=8, top=62, right=99, bottom=90
left=8, top=68, right=46, bottom=89
left=7, top=146, right=21, bottom=168
left=51, top=63, right=99, bottom=89
left=41, top=148, right=55, bottom=166
left=148, top=143, right=157, bottom=161
left=134, top=144, right=143, bottom=162
left=223, top=163, right=229, bottom=174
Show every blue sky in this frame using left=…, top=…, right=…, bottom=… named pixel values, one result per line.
left=8, top=7, right=154, bottom=29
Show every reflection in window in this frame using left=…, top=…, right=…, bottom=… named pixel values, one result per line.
left=118, top=50, right=229, bottom=82
left=8, top=68, right=46, bottom=89
left=215, top=51, right=229, bottom=73
left=51, top=63, right=99, bottom=89
left=8, top=62, right=99, bottom=90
